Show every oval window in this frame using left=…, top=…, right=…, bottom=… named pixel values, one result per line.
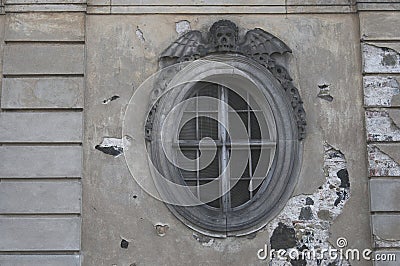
left=147, top=54, right=304, bottom=237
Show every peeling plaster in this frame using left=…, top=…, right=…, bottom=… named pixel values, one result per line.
left=374, top=235, right=400, bottom=248
left=193, top=233, right=214, bottom=247
left=135, top=27, right=145, bottom=43
left=317, top=83, right=333, bottom=102
left=95, top=137, right=124, bottom=157
left=368, top=145, right=400, bottom=176
left=365, top=110, right=400, bottom=142
left=363, top=44, right=400, bottom=73
left=175, top=20, right=191, bottom=36
left=266, top=143, right=350, bottom=266
left=363, top=76, right=400, bottom=107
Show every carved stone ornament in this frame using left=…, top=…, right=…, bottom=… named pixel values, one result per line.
left=146, top=20, right=306, bottom=141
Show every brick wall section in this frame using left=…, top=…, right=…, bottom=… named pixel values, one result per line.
left=360, top=8, right=400, bottom=266
left=0, top=7, right=85, bottom=266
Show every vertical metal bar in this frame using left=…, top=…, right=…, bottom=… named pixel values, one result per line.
left=196, top=93, right=200, bottom=198
left=219, top=85, right=230, bottom=213
left=247, top=91, right=253, bottom=199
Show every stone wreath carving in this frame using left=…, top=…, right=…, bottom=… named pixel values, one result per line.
left=146, top=20, right=306, bottom=141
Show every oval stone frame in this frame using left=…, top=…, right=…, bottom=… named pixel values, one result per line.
left=149, top=54, right=303, bottom=237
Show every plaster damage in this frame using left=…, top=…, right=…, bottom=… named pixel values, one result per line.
left=154, top=224, right=169, bottom=237
left=374, top=235, right=400, bottom=248
left=365, top=110, right=400, bottom=142
left=363, top=76, right=400, bottom=107
left=135, top=27, right=145, bottom=43
left=95, top=137, right=124, bottom=157
left=189, top=143, right=351, bottom=265
left=363, top=44, right=400, bottom=73
left=266, top=143, right=350, bottom=266
left=102, top=95, right=120, bottom=104
left=317, top=84, right=333, bottom=102
left=368, top=145, right=400, bottom=176
left=175, top=20, right=191, bottom=36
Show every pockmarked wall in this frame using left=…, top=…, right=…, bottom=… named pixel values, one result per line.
left=84, top=13, right=368, bottom=266
left=0, top=1, right=399, bottom=266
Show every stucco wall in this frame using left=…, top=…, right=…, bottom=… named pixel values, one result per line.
left=0, top=1, right=399, bottom=266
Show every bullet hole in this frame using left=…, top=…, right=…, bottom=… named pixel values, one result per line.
left=337, top=169, right=350, bottom=188
left=136, top=27, right=145, bottom=43
left=155, top=224, right=169, bottom=237
left=95, top=137, right=123, bottom=157
left=95, top=145, right=123, bottom=156
left=305, top=197, right=314, bottom=205
left=130, top=264, right=137, bottom=266
left=133, top=195, right=137, bottom=199
left=120, top=239, right=129, bottom=249
left=317, top=83, right=333, bottom=102
left=102, top=95, right=120, bottom=104
left=270, top=222, right=297, bottom=250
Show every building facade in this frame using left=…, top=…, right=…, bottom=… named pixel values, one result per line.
left=0, top=1, right=399, bottom=265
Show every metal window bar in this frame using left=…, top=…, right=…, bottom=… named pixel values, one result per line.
left=176, top=84, right=275, bottom=210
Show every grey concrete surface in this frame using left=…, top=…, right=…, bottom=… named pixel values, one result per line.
left=0, top=217, right=81, bottom=251
left=0, top=255, right=81, bottom=266
left=372, top=214, right=400, bottom=240
left=5, top=13, right=84, bottom=42
left=1, top=77, right=84, bottom=109
left=0, top=180, right=81, bottom=213
left=0, top=112, right=82, bottom=142
left=370, top=179, right=400, bottom=211
left=0, top=146, right=82, bottom=178
left=3, top=44, right=84, bottom=75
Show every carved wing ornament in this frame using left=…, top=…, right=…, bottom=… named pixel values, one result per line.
left=147, top=20, right=306, bottom=141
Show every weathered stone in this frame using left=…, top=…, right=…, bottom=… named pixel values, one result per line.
left=360, top=12, right=400, bottom=40
left=5, top=4, right=86, bottom=12
left=5, top=13, right=84, bottom=41
left=1, top=77, right=84, bottom=109
left=372, top=214, right=400, bottom=241
left=3, top=44, right=84, bottom=75
left=0, top=181, right=81, bottom=213
left=363, top=76, right=400, bottom=107
left=0, top=112, right=82, bottom=142
left=305, top=197, right=314, bottom=205
left=363, top=44, right=400, bottom=73
left=370, top=179, right=400, bottom=212
left=317, top=210, right=333, bottom=221
left=0, top=255, right=81, bottom=266
left=270, top=222, right=297, bottom=250
left=368, top=145, right=400, bottom=177
left=0, top=146, right=82, bottom=178
left=0, top=217, right=80, bottom=251
left=388, top=109, right=400, bottom=128
left=299, top=206, right=313, bottom=220
left=365, top=110, right=400, bottom=142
